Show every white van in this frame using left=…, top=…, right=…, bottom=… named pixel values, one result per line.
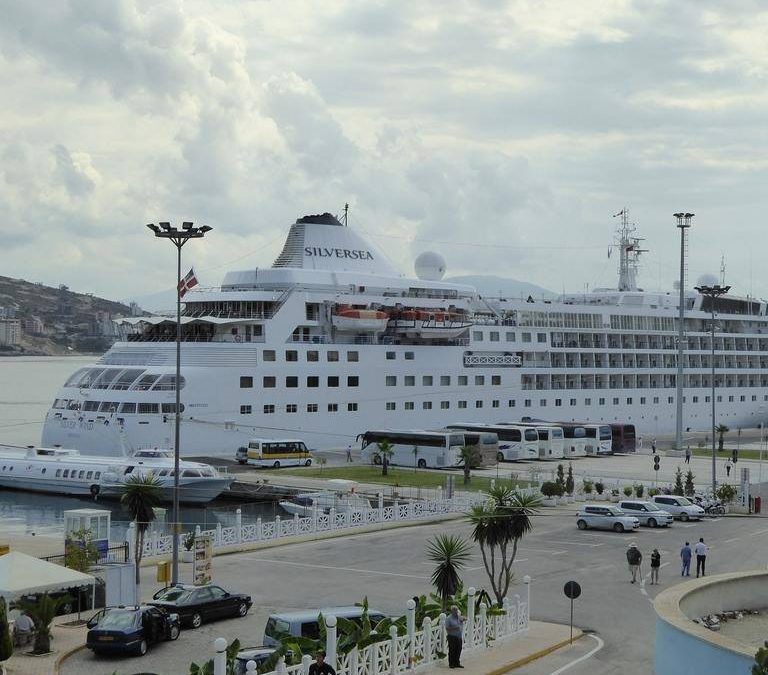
left=264, top=606, right=388, bottom=647
left=650, top=495, right=705, bottom=521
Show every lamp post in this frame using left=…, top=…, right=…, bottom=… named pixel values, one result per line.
left=147, top=221, right=212, bottom=585
left=674, top=213, right=693, bottom=452
left=694, top=283, right=730, bottom=496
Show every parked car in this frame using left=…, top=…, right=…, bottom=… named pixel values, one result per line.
left=650, top=495, right=705, bottom=521
left=86, top=605, right=180, bottom=656
left=576, top=505, right=640, bottom=532
left=234, top=646, right=276, bottom=675
left=236, top=447, right=248, bottom=465
left=149, top=584, right=252, bottom=629
left=16, top=580, right=106, bottom=616
left=617, top=500, right=674, bottom=528
left=264, top=606, right=388, bottom=647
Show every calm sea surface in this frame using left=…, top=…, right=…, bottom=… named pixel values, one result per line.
left=0, top=356, right=280, bottom=540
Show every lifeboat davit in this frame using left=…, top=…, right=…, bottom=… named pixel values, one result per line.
left=332, top=308, right=389, bottom=333
left=389, top=309, right=472, bottom=339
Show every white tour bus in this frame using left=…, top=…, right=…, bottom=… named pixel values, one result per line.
left=556, top=424, right=588, bottom=458
left=517, top=424, right=565, bottom=460
left=447, top=424, right=538, bottom=462
left=588, top=424, right=614, bottom=455
left=238, top=439, right=313, bottom=468
left=359, top=430, right=465, bottom=469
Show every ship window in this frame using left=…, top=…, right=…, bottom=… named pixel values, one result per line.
left=63, top=470, right=69, bottom=478
left=287, top=404, right=297, bottom=413
left=386, top=376, right=397, bottom=386
left=473, top=331, right=483, bottom=342
left=133, top=374, right=161, bottom=391
left=328, top=376, right=339, bottom=387
left=95, top=472, right=101, bottom=479
left=307, top=404, right=318, bottom=413
left=64, top=368, right=89, bottom=387
left=405, top=352, right=414, bottom=360
left=476, top=400, right=483, bottom=408
left=99, top=402, right=119, bottom=413
left=347, top=351, right=359, bottom=362
left=138, top=403, right=159, bottom=414
left=475, top=375, right=485, bottom=386
left=183, top=469, right=202, bottom=478
left=440, top=376, right=451, bottom=386
left=508, top=400, right=516, bottom=407
left=492, top=376, right=501, bottom=385
left=240, top=376, right=253, bottom=388
left=93, top=369, right=122, bottom=389
left=263, top=350, right=276, bottom=362
left=263, top=376, right=276, bottom=388
left=86, top=471, right=93, bottom=479
left=119, top=403, right=136, bottom=414
left=83, top=401, right=100, bottom=412
left=458, top=376, right=468, bottom=386
left=653, top=397, right=659, bottom=404
left=539, top=399, right=546, bottom=407
left=111, top=369, right=145, bottom=390
left=347, top=376, right=359, bottom=387
left=640, top=397, right=647, bottom=404
left=386, top=402, right=396, bottom=411
left=585, top=398, right=591, bottom=405
left=240, top=405, right=252, bottom=414
left=439, top=401, right=449, bottom=409
left=152, top=375, right=185, bottom=391
left=612, top=397, right=619, bottom=405
left=161, top=403, right=185, bottom=414
left=492, top=400, right=499, bottom=408
left=537, top=333, right=547, bottom=343
left=626, top=398, right=633, bottom=404
left=386, top=352, right=396, bottom=360
left=599, top=398, right=606, bottom=405
left=307, top=351, right=319, bottom=362
left=506, top=332, right=516, bottom=342
left=405, top=376, right=415, bottom=386
left=328, top=403, right=338, bottom=412
left=77, top=368, right=106, bottom=388
left=423, top=402, right=432, bottom=410
left=41, top=468, right=46, bottom=474
left=490, top=332, right=499, bottom=342
left=56, top=469, right=61, bottom=477
left=286, top=350, right=298, bottom=362
left=405, top=402, right=415, bottom=410
left=347, top=403, right=358, bottom=411
left=327, top=351, right=339, bottom=362
left=555, top=399, right=562, bottom=407
left=668, top=397, right=674, bottom=404
left=264, top=404, right=275, bottom=414
left=522, top=333, right=531, bottom=343
left=458, top=401, right=467, bottom=409
left=423, top=376, right=433, bottom=386
left=524, top=399, right=531, bottom=407
left=52, top=398, right=67, bottom=409
left=286, top=377, right=299, bottom=388
left=307, top=376, right=319, bottom=388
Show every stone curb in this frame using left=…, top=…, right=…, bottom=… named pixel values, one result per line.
left=485, top=629, right=584, bottom=673
left=53, top=643, right=87, bottom=675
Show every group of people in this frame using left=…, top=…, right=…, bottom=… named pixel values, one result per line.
left=626, top=537, right=710, bottom=585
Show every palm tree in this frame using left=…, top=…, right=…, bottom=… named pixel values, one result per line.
left=14, top=593, right=72, bottom=654
left=425, top=534, right=472, bottom=609
left=376, top=440, right=394, bottom=476
left=467, top=483, right=540, bottom=607
left=458, top=446, right=479, bottom=485
left=0, top=597, right=12, bottom=672
left=716, top=424, right=729, bottom=451
left=120, top=473, right=162, bottom=589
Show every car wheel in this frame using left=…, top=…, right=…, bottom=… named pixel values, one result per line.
left=497, top=452, right=505, bottom=462
left=137, top=639, right=148, bottom=656
left=237, top=602, right=249, bottom=618
left=272, top=461, right=280, bottom=469
left=680, top=513, right=689, bottom=522
left=304, top=459, right=312, bottom=467
left=417, top=459, right=427, bottom=469
left=647, top=518, right=657, bottom=528
left=170, top=624, right=180, bottom=641
left=613, top=522, right=625, bottom=533
left=191, top=612, right=203, bottom=629
left=237, top=460, right=246, bottom=465
left=577, top=520, right=588, bottom=530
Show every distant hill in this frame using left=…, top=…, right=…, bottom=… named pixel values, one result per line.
left=446, top=275, right=555, bottom=300
left=0, top=276, right=139, bottom=356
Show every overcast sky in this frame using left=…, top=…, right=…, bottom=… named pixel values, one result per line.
left=1, top=0, right=766, bottom=306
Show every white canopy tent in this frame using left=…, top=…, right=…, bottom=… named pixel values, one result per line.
left=0, top=551, right=96, bottom=603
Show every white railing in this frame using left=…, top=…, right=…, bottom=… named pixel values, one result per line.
left=220, top=584, right=532, bottom=675
left=129, top=494, right=487, bottom=560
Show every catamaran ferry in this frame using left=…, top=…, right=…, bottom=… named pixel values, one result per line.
left=41, top=211, right=768, bottom=457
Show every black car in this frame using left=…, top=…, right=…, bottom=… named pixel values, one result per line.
left=86, top=605, right=180, bottom=656
left=149, top=584, right=252, bottom=629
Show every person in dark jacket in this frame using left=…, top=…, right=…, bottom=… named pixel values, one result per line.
left=650, top=548, right=661, bottom=585
left=680, top=542, right=692, bottom=576
left=309, top=651, right=336, bottom=675
left=626, top=544, right=642, bottom=583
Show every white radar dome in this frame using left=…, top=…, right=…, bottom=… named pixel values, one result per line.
left=696, top=273, right=719, bottom=287
left=414, top=251, right=446, bottom=281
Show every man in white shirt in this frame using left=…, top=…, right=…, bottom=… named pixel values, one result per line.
left=694, top=537, right=708, bottom=577
left=13, top=610, right=36, bottom=646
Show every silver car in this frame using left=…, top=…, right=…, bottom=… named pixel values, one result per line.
left=618, top=500, right=674, bottom=527
left=577, top=505, right=640, bottom=533
left=650, top=495, right=706, bottom=521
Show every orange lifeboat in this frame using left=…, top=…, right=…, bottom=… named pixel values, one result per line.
left=332, top=308, right=389, bottom=333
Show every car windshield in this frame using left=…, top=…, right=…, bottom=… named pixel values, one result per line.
left=154, top=587, right=191, bottom=603
left=265, top=618, right=291, bottom=638
left=645, top=503, right=662, bottom=511
left=606, top=507, right=623, bottom=516
left=675, top=497, right=692, bottom=506
left=97, top=611, right=137, bottom=630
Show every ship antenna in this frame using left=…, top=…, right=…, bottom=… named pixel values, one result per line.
left=720, top=254, right=726, bottom=286
left=342, top=202, right=349, bottom=227
left=613, top=208, right=647, bottom=292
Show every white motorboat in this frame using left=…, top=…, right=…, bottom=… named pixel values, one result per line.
left=0, top=445, right=233, bottom=504
left=279, top=479, right=371, bottom=516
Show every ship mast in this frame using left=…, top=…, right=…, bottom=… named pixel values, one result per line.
left=614, top=209, right=647, bottom=292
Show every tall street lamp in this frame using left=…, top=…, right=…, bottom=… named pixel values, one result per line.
left=147, top=221, right=212, bottom=585
left=694, top=282, right=730, bottom=496
left=674, top=213, right=693, bottom=452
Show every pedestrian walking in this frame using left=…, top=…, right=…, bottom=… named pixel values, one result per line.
left=695, top=537, right=708, bottom=577
left=680, top=541, right=692, bottom=576
left=446, top=605, right=465, bottom=668
left=309, top=651, right=336, bottom=675
left=650, top=548, right=661, bottom=585
left=725, top=459, right=732, bottom=478
left=626, top=543, right=642, bottom=583
left=685, top=447, right=691, bottom=464
left=346, top=445, right=353, bottom=462
left=651, top=438, right=657, bottom=455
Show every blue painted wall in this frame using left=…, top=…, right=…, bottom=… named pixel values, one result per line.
left=655, top=617, right=753, bottom=675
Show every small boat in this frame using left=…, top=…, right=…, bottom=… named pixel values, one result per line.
left=389, top=309, right=472, bottom=339
left=332, top=307, right=389, bottom=333
left=279, top=479, right=371, bottom=515
left=0, top=445, right=233, bottom=504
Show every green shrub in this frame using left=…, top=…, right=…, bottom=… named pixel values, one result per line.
left=541, top=481, right=564, bottom=498
left=623, top=486, right=633, bottom=497
left=635, top=484, right=645, bottom=498
left=582, top=480, right=594, bottom=494
left=716, top=484, right=737, bottom=504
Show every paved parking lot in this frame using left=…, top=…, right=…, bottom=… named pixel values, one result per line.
left=62, top=505, right=768, bottom=675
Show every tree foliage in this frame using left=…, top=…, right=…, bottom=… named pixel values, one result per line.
left=673, top=467, right=685, bottom=496
left=684, top=470, right=696, bottom=497
left=189, top=638, right=242, bottom=675
left=754, top=640, right=768, bottom=675
left=376, top=440, right=394, bottom=477
left=120, top=473, right=162, bottom=588
left=14, top=593, right=72, bottom=654
left=565, top=465, right=574, bottom=495
left=458, top=446, right=480, bottom=485
left=0, top=597, right=12, bottom=670
left=64, top=527, right=99, bottom=573
left=425, top=534, right=472, bottom=609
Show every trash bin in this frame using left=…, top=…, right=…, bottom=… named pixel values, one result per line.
left=755, top=496, right=762, bottom=514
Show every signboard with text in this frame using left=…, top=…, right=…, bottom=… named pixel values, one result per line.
left=193, top=534, right=213, bottom=586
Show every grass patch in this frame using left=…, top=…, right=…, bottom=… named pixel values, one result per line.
left=262, top=465, right=529, bottom=491
left=691, top=448, right=764, bottom=461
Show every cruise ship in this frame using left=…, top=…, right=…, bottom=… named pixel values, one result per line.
left=41, top=211, right=768, bottom=457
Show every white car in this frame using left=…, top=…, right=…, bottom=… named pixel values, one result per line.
left=577, top=505, right=640, bottom=533
left=618, top=500, right=674, bottom=527
left=650, top=495, right=705, bottom=521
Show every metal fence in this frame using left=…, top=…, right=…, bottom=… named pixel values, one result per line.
left=40, top=541, right=130, bottom=567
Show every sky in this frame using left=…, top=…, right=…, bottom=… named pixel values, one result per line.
left=1, top=0, right=767, bottom=307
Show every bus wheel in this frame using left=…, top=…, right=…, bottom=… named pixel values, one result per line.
left=496, top=452, right=504, bottom=462
left=417, top=459, right=427, bottom=469
left=272, top=461, right=280, bottom=469
left=304, top=459, right=312, bottom=467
